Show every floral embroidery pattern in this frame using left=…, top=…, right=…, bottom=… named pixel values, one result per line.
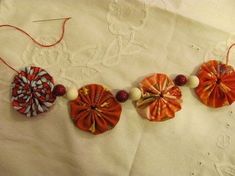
left=216, top=134, right=231, bottom=149
left=22, top=37, right=101, bottom=88
left=215, top=163, right=235, bottom=176
left=103, top=0, right=148, bottom=66
left=190, top=109, right=234, bottom=175
left=147, top=0, right=181, bottom=12
left=204, top=34, right=235, bottom=63
left=22, top=37, right=71, bottom=69
left=107, top=0, right=147, bottom=36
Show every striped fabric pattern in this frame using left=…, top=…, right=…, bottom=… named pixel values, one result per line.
left=11, top=66, right=56, bottom=117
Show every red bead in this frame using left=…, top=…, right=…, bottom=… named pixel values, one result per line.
left=174, top=74, right=187, bottom=86
left=53, top=84, right=66, bottom=97
left=116, top=90, right=129, bottom=103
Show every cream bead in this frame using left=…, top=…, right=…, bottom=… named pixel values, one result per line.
left=129, top=87, right=142, bottom=101
left=66, top=87, right=78, bottom=100
left=187, top=75, right=200, bottom=88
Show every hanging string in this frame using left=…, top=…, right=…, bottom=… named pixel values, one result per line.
left=226, top=43, right=235, bottom=65
left=0, top=17, right=71, bottom=48
left=0, top=57, right=19, bottom=74
left=0, top=17, right=71, bottom=74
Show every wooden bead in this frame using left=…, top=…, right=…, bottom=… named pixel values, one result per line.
left=53, top=84, right=66, bottom=97
left=66, top=87, right=78, bottom=100
left=174, top=74, right=187, bottom=86
left=187, top=75, right=199, bottom=88
left=116, top=90, right=129, bottom=103
left=129, top=87, right=142, bottom=101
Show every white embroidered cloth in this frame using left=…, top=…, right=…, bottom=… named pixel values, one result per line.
left=0, top=0, right=235, bottom=176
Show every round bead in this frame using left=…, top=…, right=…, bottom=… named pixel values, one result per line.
left=174, top=74, right=187, bottom=86
left=129, top=87, right=142, bottom=101
left=116, top=90, right=129, bottom=103
left=66, top=87, right=78, bottom=101
left=187, top=75, right=200, bottom=88
left=53, top=84, right=66, bottom=97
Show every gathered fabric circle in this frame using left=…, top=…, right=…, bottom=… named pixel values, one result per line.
left=70, top=84, right=122, bottom=135
left=195, top=60, right=235, bottom=108
left=136, top=73, right=182, bottom=121
left=11, top=66, right=56, bottom=117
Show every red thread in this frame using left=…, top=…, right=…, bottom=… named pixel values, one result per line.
left=0, top=57, right=19, bottom=74
left=0, top=17, right=71, bottom=48
left=226, top=43, right=235, bottom=65
left=0, top=17, right=71, bottom=73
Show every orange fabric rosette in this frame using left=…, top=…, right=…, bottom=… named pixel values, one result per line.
left=136, top=73, right=182, bottom=121
left=70, top=84, right=122, bottom=135
left=195, top=60, right=235, bottom=108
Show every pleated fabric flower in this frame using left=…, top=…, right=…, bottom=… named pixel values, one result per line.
left=136, top=73, right=182, bottom=121
left=195, top=60, right=235, bottom=108
left=11, top=66, right=56, bottom=117
left=70, top=84, right=122, bottom=135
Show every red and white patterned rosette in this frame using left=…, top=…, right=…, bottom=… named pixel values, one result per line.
left=11, top=66, right=56, bottom=117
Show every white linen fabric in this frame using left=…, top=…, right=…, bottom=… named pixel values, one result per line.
left=0, top=0, right=235, bottom=176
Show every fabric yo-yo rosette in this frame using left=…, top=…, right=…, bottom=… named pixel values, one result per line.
left=70, top=84, right=122, bottom=135
left=195, top=60, right=235, bottom=108
left=135, top=73, right=182, bottom=121
left=11, top=66, right=57, bottom=117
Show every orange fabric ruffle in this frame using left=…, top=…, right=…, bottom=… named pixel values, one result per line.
left=195, top=60, right=235, bottom=108
left=136, top=73, right=182, bottom=121
left=70, top=84, right=122, bottom=135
